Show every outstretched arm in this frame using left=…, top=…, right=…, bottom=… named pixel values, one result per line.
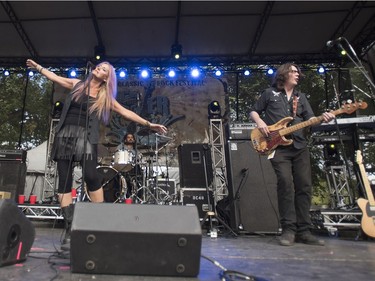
left=26, top=59, right=80, bottom=90
left=112, top=100, right=167, bottom=134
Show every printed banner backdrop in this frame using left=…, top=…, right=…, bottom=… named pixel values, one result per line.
left=98, top=76, right=228, bottom=167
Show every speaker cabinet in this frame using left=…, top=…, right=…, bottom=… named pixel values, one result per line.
left=226, top=140, right=279, bottom=233
left=178, top=143, right=213, bottom=188
left=0, top=161, right=27, bottom=201
left=0, top=199, right=35, bottom=266
left=71, top=203, right=202, bottom=277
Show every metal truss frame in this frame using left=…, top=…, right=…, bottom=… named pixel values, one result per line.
left=209, top=119, right=228, bottom=206
left=18, top=204, right=63, bottom=220
left=325, top=165, right=354, bottom=209
left=310, top=209, right=361, bottom=236
left=43, top=118, right=59, bottom=201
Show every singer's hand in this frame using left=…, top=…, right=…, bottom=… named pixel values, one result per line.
left=150, top=123, right=167, bottom=134
left=26, top=59, right=38, bottom=69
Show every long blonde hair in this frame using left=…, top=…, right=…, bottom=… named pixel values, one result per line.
left=73, top=62, right=117, bottom=124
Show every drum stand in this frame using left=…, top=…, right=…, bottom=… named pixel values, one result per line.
left=132, top=133, right=173, bottom=204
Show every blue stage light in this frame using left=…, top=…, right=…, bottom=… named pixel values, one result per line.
left=318, top=66, right=326, bottom=74
left=167, top=69, right=176, bottom=78
left=119, top=70, right=126, bottom=78
left=267, top=68, right=274, bottom=75
left=28, top=71, right=34, bottom=77
left=140, top=69, right=150, bottom=79
left=215, top=70, right=222, bottom=77
left=190, top=68, right=200, bottom=78
left=244, top=70, right=250, bottom=76
left=4, top=70, right=10, bottom=76
left=69, top=69, right=77, bottom=77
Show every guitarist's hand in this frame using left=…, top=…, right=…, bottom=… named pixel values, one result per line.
left=322, top=112, right=335, bottom=123
left=256, top=119, right=270, bottom=136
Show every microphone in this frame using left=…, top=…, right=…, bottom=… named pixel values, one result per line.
left=326, top=37, right=344, bottom=48
left=87, top=61, right=96, bottom=71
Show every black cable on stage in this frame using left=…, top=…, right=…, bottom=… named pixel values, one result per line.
left=201, top=254, right=268, bottom=281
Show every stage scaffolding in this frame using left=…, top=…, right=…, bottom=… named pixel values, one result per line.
left=42, top=118, right=59, bottom=202
left=208, top=119, right=228, bottom=207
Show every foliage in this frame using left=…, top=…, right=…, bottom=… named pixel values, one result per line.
left=0, top=73, right=52, bottom=150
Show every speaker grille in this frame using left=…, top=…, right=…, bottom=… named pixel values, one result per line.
left=0, top=161, right=27, bottom=201
left=226, top=140, right=279, bottom=233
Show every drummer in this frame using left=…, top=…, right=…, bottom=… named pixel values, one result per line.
left=118, top=133, right=143, bottom=196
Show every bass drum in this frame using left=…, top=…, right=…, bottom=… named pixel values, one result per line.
left=96, top=166, right=126, bottom=203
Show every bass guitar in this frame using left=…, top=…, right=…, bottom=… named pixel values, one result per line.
left=251, top=100, right=368, bottom=155
left=356, top=150, right=375, bottom=238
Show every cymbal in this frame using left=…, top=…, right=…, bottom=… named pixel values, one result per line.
left=101, top=142, right=118, bottom=147
left=137, top=128, right=153, bottom=136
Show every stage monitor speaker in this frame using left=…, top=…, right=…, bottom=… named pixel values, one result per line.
left=71, top=203, right=202, bottom=277
left=0, top=161, right=26, bottom=201
left=0, top=199, right=35, bottom=267
left=178, top=143, right=213, bottom=188
left=226, top=140, right=279, bottom=233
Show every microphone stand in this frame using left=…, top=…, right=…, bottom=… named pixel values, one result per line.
left=78, top=62, right=93, bottom=202
left=336, top=38, right=375, bottom=101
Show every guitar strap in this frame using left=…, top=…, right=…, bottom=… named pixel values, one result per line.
left=292, top=94, right=298, bottom=118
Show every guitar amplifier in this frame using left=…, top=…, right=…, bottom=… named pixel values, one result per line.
left=227, top=123, right=256, bottom=140
left=0, top=150, right=27, bottom=163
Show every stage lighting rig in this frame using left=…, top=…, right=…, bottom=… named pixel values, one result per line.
left=171, top=43, right=182, bottom=60
left=208, top=101, right=221, bottom=119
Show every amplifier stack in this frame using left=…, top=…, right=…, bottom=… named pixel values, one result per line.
left=0, top=150, right=27, bottom=201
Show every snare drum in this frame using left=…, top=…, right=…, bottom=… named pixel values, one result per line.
left=113, top=150, right=134, bottom=172
left=96, top=166, right=126, bottom=202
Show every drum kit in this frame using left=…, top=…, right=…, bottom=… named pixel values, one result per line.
left=91, top=132, right=176, bottom=205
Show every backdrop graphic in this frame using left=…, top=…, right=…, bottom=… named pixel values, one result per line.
left=99, top=76, right=228, bottom=167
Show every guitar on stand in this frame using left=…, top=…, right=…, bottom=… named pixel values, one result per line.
left=356, top=150, right=375, bottom=238
left=251, top=100, right=367, bottom=155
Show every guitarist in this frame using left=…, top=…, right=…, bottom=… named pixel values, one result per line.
left=249, top=63, right=335, bottom=246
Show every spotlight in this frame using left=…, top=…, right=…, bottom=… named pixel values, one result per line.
left=140, top=69, right=150, bottom=79
left=28, top=71, right=34, bottom=77
left=215, top=69, right=222, bottom=77
left=118, top=69, right=126, bottom=78
left=69, top=69, right=77, bottom=77
left=324, top=143, right=342, bottom=166
left=317, top=66, right=326, bottom=74
left=171, top=43, right=182, bottom=60
left=4, top=70, right=10, bottom=76
left=244, top=70, right=251, bottom=76
left=208, top=101, right=221, bottom=119
left=190, top=67, right=200, bottom=78
left=267, top=68, right=274, bottom=75
left=167, top=68, right=176, bottom=78
left=94, top=45, right=105, bottom=61
left=52, top=101, right=64, bottom=118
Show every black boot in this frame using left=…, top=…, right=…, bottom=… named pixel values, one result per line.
left=61, top=204, right=74, bottom=251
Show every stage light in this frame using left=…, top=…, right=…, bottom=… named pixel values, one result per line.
left=118, top=69, right=126, bottom=78
left=171, top=43, right=182, bottom=60
left=215, top=69, right=222, bottom=77
left=244, top=70, right=251, bottom=76
left=52, top=101, right=64, bottom=118
left=94, top=45, right=105, bottom=61
left=341, top=50, right=347, bottom=56
left=28, top=70, right=34, bottom=77
left=190, top=67, right=200, bottom=78
left=318, top=66, right=326, bottom=74
left=208, top=101, right=221, bottom=119
left=324, top=143, right=342, bottom=166
left=167, top=68, right=176, bottom=78
left=69, top=69, right=77, bottom=77
left=140, top=69, right=150, bottom=79
left=4, top=70, right=10, bottom=76
left=267, top=68, right=274, bottom=75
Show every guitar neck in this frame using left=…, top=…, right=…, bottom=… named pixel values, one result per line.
left=280, top=116, right=324, bottom=136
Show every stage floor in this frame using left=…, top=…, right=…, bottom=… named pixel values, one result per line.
left=1, top=222, right=375, bottom=281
